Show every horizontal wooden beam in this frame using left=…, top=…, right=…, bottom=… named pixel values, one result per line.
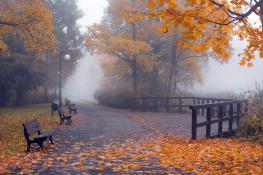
left=189, top=100, right=248, bottom=109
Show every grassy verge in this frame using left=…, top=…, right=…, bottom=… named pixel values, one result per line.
left=0, top=104, right=60, bottom=155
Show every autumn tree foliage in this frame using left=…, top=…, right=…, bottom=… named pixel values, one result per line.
left=156, top=31, right=207, bottom=96
left=145, top=0, right=263, bottom=67
left=0, top=0, right=56, bottom=56
left=0, top=0, right=83, bottom=105
left=87, top=0, right=154, bottom=96
left=87, top=0, right=209, bottom=101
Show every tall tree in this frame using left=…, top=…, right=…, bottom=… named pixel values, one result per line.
left=88, top=0, right=209, bottom=99
left=46, top=0, right=84, bottom=101
left=87, top=0, right=154, bottom=96
left=49, top=0, right=83, bottom=59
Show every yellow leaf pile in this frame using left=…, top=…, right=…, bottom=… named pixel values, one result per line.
left=0, top=131, right=262, bottom=174
left=1, top=107, right=262, bottom=174
left=156, top=136, right=263, bottom=174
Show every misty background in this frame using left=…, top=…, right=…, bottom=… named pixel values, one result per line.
left=63, top=0, right=263, bottom=101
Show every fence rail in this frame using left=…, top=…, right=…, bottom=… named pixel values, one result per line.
left=130, top=96, right=249, bottom=140
left=131, top=96, right=232, bottom=113
left=189, top=100, right=249, bottom=140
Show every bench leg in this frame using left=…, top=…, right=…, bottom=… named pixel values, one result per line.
left=60, top=119, right=63, bottom=125
left=26, top=142, right=31, bottom=152
left=67, top=119, right=71, bottom=125
left=49, top=136, right=54, bottom=144
left=38, top=140, right=44, bottom=149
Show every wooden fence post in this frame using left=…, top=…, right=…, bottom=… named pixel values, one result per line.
left=197, top=98, right=200, bottom=115
left=131, top=98, right=135, bottom=112
left=51, top=103, right=54, bottom=117
left=229, top=104, right=234, bottom=134
left=237, top=103, right=241, bottom=126
left=154, top=98, right=158, bottom=112
left=191, top=108, right=197, bottom=140
left=166, top=97, right=170, bottom=112
left=202, top=99, right=205, bottom=116
left=179, top=98, right=183, bottom=112
left=218, top=105, right=224, bottom=136
left=142, top=98, right=146, bottom=112
left=206, top=107, right=212, bottom=138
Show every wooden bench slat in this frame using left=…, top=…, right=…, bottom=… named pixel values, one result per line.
left=38, top=130, right=55, bottom=138
left=23, top=119, right=41, bottom=135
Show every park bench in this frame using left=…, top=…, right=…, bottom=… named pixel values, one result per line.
left=58, top=108, right=72, bottom=125
left=51, top=101, right=59, bottom=117
left=23, top=119, right=55, bottom=152
left=68, top=103, right=77, bottom=114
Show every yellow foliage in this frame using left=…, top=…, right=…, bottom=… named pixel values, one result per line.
left=0, top=0, right=56, bottom=56
left=145, top=0, right=263, bottom=66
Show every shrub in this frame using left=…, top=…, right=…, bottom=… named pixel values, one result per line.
left=95, top=87, right=134, bottom=109
left=0, top=59, right=44, bottom=106
left=237, top=85, right=263, bottom=145
left=237, top=114, right=263, bottom=145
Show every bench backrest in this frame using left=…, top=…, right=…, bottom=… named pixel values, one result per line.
left=68, top=104, right=76, bottom=109
left=51, top=102, right=59, bottom=111
left=58, top=108, right=64, bottom=118
left=23, top=119, right=41, bottom=135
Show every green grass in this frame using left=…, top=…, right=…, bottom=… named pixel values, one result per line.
left=0, top=104, right=60, bottom=155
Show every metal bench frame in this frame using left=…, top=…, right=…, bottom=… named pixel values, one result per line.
left=68, top=104, right=77, bottom=114
left=58, top=108, right=72, bottom=125
left=23, top=119, right=54, bottom=152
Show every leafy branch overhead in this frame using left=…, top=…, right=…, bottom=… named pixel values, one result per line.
left=144, top=0, right=263, bottom=67
left=86, top=24, right=152, bottom=64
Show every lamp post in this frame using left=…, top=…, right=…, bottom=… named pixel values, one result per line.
left=58, top=52, right=71, bottom=107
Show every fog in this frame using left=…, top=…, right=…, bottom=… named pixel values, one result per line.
left=62, top=1, right=107, bottom=102
left=63, top=1, right=263, bottom=101
left=194, top=37, right=263, bottom=95
left=63, top=54, right=103, bottom=102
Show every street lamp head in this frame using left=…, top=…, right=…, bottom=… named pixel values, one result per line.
left=64, top=54, right=71, bottom=60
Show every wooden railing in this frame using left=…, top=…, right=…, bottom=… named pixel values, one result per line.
left=189, top=100, right=249, bottom=140
left=131, top=96, right=232, bottom=113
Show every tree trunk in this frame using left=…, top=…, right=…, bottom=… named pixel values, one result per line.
left=131, top=0, right=138, bottom=96
left=44, top=52, right=49, bottom=102
left=44, top=87, right=48, bottom=102
left=152, top=66, right=159, bottom=96
left=54, top=82, right=57, bottom=98
left=167, top=34, right=177, bottom=96
left=173, top=81, right=177, bottom=95
left=132, top=60, right=138, bottom=96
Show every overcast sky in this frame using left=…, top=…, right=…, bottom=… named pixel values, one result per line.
left=64, top=1, right=263, bottom=101
left=63, top=0, right=108, bottom=101
left=78, top=0, right=108, bottom=32
left=194, top=37, right=263, bottom=94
